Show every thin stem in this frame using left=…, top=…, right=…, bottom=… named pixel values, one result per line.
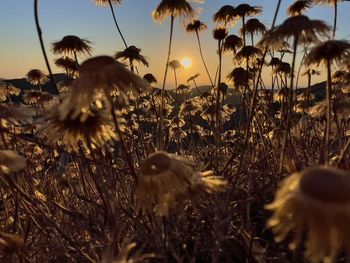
left=241, top=16, right=246, bottom=47
left=158, top=15, right=174, bottom=149
left=326, top=59, right=332, bottom=165
left=214, top=39, right=222, bottom=132
left=34, top=0, right=58, bottom=94
left=195, top=30, right=214, bottom=87
left=222, top=0, right=282, bottom=177
left=174, top=69, right=178, bottom=104
left=108, top=0, right=128, bottom=48
left=107, top=94, right=138, bottom=180
left=333, top=1, right=338, bottom=38
left=279, top=35, right=298, bottom=173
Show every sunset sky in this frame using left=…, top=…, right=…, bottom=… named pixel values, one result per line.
left=1, top=0, right=350, bottom=88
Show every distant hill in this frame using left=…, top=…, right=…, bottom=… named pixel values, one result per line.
left=4, top=73, right=67, bottom=94
left=168, top=85, right=242, bottom=106
left=3, top=74, right=325, bottom=105
left=307, top=81, right=326, bottom=100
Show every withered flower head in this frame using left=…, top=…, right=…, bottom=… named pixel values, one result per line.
left=213, top=5, right=237, bottom=25
left=213, top=26, right=228, bottom=40
left=305, top=39, right=350, bottom=67
left=274, top=62, right=292, bottom=76
left=23, top=90, right=53, bottom=105
left=223, top=34, right=243, bottom=54
left=55, top=57, right=79, bottom=76
left=227, top=67, right=253, bottom=89
left=313, top=0, right=345, bottom=6
left=287, top=0, right=313, bottom=16
left=176, top=84, right=190, bottom=93
left=143, top=73, right=158, bottom=84
left=0, top=150, right=26, bottom=174
left=168, top=59, right=182, bottom=70
left=137, top=151, right=226, bottom=216
left=115, top=46, right=149, bottom=67
left=187, top=73, right=200, bottom=83
left=0, top=80, right=21, bottom=97
left=258, top=15, right=330, bottom=49
left=26, top=69, right=48, bottom=86
left=242, top=18, right=266, bottom=36
left=186, top=20, right=207, bottom=33
left=60, top=56, right=149, bottom=120
left=235, top=4, right=262, bottom=17
left=52, top=35, right=92, bottom=57
left=235, top=46, right=262, bottom=65
left=95, top=0, right=121, bottom=6
left=266, top=166, right=350, bottom=263
left=179, top=100, right=198, bottom=116
left=152, top=0, right=194, bottom=23
left=40, top=103, right=117, bottom=152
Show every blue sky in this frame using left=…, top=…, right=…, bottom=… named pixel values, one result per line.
left=1, top=0, right=350, bottom=87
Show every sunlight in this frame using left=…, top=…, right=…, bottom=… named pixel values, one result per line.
left=181, top=57, right=192, bottom=68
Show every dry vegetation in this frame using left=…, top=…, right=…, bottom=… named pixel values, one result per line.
left=1, top=0, right=350, bottom=262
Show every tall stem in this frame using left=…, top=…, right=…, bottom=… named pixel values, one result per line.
left=34, top=0, right=58, bottom=94
left=241, top=16, right=246, bottom=47
left=279, top=35, right=298, bottom=173
left=223, top=0, right=282, bottom=177
left=333, top=1, right=338, bottom=38
left=195, top=30, right=214, bottom=87
left=108, top=0, right=128, bottom=48
left=174, top=69, right=178, bottom=104
left=158, top=15, right=174, bottom=149
left=214, top=39, right=222, bottom=132
left=325, top=59, right=332, bottom=165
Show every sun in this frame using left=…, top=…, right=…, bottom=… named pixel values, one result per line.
left=181, top=57, right=192, bottom=68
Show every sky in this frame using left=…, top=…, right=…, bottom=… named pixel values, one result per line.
left=1, top=0, right=350, bottom=88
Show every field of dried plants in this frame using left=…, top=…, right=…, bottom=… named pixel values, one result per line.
left=1, top=0, right=350, bottom=262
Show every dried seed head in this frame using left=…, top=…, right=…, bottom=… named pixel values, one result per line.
left=266, top=166, right=350, bottom=263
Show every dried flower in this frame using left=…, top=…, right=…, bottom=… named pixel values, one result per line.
left=287, top=0, right=313, bottom=16
left=259, top=15, right=330, bottom=49
left=305, top=40, right=350, bottom=68
left=186, top=20, right=207, bottom=33
left=143, top=73, right=157, bottom=84
left=60, top=56, right=149, bottom=120
left=213, top=26, right=228, bottom=40
left=95, top=0, right=121, bottom=6
left=52, top=35, right=92, bottom=57
left=23, top=90, right=53, bottom=105
left=266, top=166, right=350, bottom=263
left=137, top=151, right=226, bottom=216
left=223, top=34, right=243, bottom=54
left=26, top=69, right=48, bottom=86
left=213, top=5, right=237, bottom=25
left=152, top=0, right=194, bottom=23
left=115, top=46, right=149, bottom=67
left=40, top=103, right=117, bottom=152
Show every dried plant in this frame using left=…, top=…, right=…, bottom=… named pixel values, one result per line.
left=266, top=167, right=350, bottom=263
